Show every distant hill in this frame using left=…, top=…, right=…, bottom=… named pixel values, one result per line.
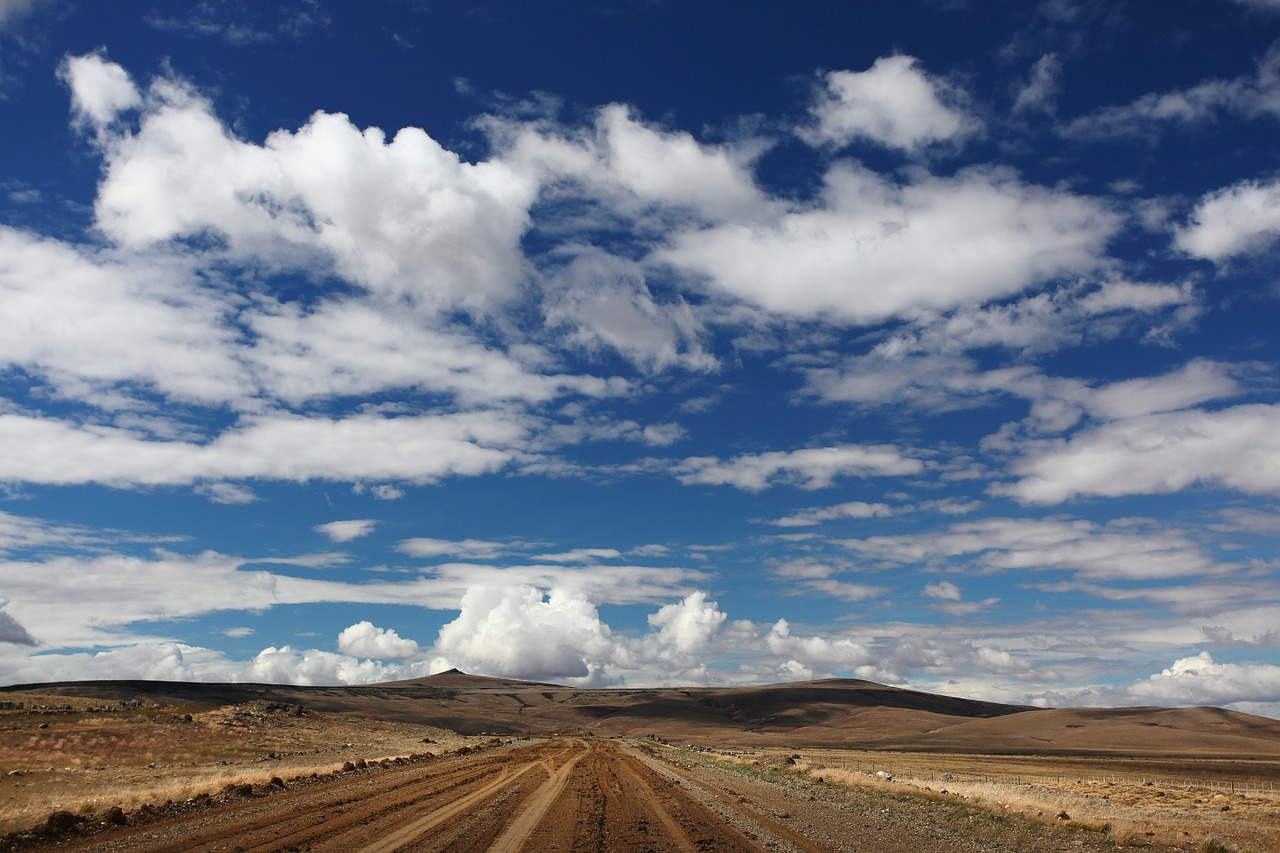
left=7, top=670, right=1280, bottom=758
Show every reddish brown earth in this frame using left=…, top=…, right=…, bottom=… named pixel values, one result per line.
left=7, top=738, right=1138, bottom=853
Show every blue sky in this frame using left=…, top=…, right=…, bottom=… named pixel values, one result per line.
left=2, top=0, right=1280, bottom=717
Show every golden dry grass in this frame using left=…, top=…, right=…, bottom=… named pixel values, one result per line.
left=704, top=748, right=1280, bottom=851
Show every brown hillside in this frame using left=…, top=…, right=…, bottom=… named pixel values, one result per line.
left=6, top=672, right=1280, bottom=759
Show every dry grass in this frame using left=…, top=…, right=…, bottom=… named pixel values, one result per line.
left=702, top=748, right=1280, bottom=851
left=0, top=694, right=478, bottom=835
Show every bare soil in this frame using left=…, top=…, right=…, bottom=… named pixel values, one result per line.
left=4, top=675, right=1279, bottom=851
left=3, top=738, right=1149, bottom=853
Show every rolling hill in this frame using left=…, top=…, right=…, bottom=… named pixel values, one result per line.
left=7, top=669, right=1280, bottom=758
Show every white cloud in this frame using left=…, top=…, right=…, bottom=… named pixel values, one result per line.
left=798, top=578, right=890, bottom=602
left=0, top=226, right=248, bottom=408
left=433, top=586, right=625, bottom=683
left=1128, top=652, right=1280, bottom=707
left=672, top=444, right=924, bottom=491
left=838, top=516, right=1219, bottom=581
left=1013, top=54, right=1061, bottom=114
left=494, top=102, right=769, bottom=223
left=1175, top=175, right=1280, bottom=260
left=766, top=618, right=877, bottom=670
left=196, top=482, right=259, bottom=505
left=657, top=164, right=1117, bottom=325
left=802, top=56, right=976, bottom=151
left=396, top=537, right=519, bottom=560
left=0, top=599, right=36, bottom=645
left=539, top=250, right=714, bottom=373
left=0, top=0, right=53, bottom=30
left=923, top=581, right=962, bottom=601
left=75, top=57, right=537, bottom=313
left=532, top=548, right=623, bottom=564
left=766, top=501, right=896, bottom=527
left=998, top=404, right=1280, bottom=504
left=58, top=52, right=142, bottom=128
left=646, top=591, right=727, bottom=656
left=1041, top=652, right=1280, bottom=717
left=0, top=410, right=523, bottom=488
left=336, top=620, right=421, bottom=660
left=1064, top=45, right=1280, bottom=138
left=315, top=519, right=377, bottom=542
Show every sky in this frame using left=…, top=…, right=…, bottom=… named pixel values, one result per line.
left=1, top=0, right=1279, bottom=717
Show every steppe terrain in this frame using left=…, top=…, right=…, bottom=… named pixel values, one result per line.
left=0, top=670, right=1277, bottom=851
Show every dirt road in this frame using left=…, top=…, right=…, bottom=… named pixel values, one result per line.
left=16, top=738, right=1139, bottom=852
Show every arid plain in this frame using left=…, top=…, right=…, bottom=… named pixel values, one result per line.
left=1, top=670, right=1278, bottom=851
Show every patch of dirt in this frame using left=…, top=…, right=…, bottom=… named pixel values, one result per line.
left=1, top=738, right=1178, bottom=853
left=0, top=696, right=474, bottom=836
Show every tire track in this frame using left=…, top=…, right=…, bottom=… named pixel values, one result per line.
left=485, top=741, right=590, bottom=853
left=631, top=746, right=830, bottom=853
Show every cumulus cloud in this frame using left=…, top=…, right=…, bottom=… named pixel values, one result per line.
left=315, top=519, right=377, bottom=543
left=1175, top=175, right=1280, bottom=260
left=493, top=102, right=769, bottom=224
left=433, top=586, right=625, bottom=683
left=336, top=621, right=421, bottom=659
left=672, top=444, right=924, bottom=491
left=997, top=404, right=1280, bottom=503
left=657, top=165, right=1117, bottom=325
left=1039, top=652, right=1280, bottom=717
left=58, top=52, right=143, bottom=128
left=646, top=591, right=727, bottom=656
left=0, top=600, right=36, bottom=645
left=1126, top=652, right=1280, bottom=708
left=802, top=55, right=976, bottom=151
left=74, top=57, right=537, bottom=313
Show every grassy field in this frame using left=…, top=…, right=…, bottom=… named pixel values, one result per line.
left=702, top=746, right=1280, bottom=851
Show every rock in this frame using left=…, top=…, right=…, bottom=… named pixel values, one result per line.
left=1056, top=811, right=1070, bottom=820
left=104, top=806, right=127, bottom=825
left=45, top=811, right=82, bottom=833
